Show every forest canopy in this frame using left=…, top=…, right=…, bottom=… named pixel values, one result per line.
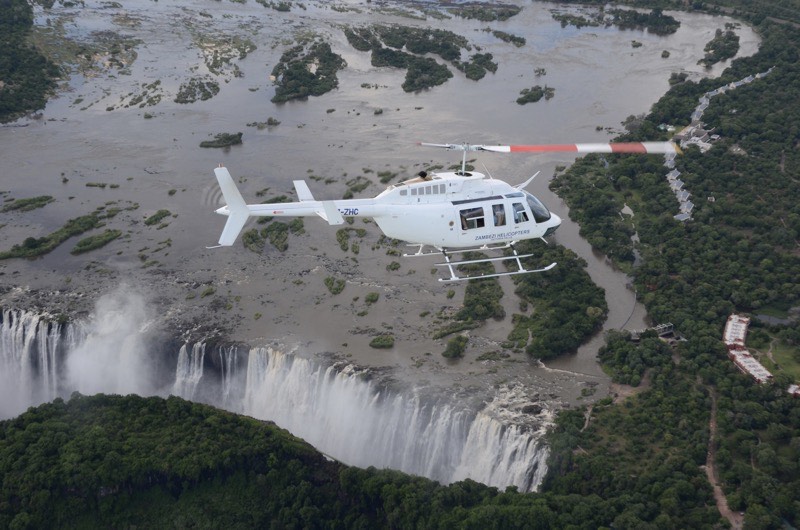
left=0, top=0, right=60, bottom=122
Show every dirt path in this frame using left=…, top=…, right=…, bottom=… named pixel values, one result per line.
left=704, top=389, right=744, bottom=529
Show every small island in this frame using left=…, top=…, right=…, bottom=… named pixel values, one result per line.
left=199, top=132, right=243, bottom=148
left=516, top=85, right=555, bottom=105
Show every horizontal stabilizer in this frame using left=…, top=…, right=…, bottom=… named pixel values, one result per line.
left=293, top=180, right=315, bottom=202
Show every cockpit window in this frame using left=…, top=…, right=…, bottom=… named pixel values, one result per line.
left=525, top=193, right=551, bottom=223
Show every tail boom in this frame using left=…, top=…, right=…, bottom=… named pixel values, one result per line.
left=212, top=166, right=377, bottom=247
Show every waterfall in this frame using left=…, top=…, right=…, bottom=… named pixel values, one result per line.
left=218, top=345, right=240, bottom=409
left=241, top=346, right=551, bottom=491
left=171, top=343, right=206, bottom=400
left=1, top=300, right=552, bottom=492
left=452, top=411, right=550, bottom=492
left=0, top=289, right=165, bottom=419
left=0, top=308, right=82, bottom=419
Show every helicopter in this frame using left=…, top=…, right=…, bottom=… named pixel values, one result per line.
left=210, top=141, right=680, bottom=282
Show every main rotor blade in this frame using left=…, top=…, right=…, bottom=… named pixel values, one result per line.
left=478, top=142, right=681, bottom=154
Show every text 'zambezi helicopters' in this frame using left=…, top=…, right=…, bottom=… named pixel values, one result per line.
left=211, top=141, right=680, bottom=282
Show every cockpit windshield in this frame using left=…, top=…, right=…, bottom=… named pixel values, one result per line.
left=525, top=192, right=551, bottom=223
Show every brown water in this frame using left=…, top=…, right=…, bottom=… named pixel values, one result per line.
left=0, top=0, right=759, bottom=402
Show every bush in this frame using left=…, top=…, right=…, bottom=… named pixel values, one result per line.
left=369, top=335, right=394, bottom=348
left=324, top=276, right=345, bottom=295
left=442, top=335, right=468, bottom=359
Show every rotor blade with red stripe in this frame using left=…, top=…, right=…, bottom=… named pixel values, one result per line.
left=478, top=142, right=681, bottom=154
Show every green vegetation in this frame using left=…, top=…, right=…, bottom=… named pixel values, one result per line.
left=343, top=176, right=371, bottom=199
left=270, top=40, right=346, bottom=103
left=243, top=220, right=302, bottom=253
left=453, top=53, right=498, bottom=81
left=544, top=369, right=721, bottom=528
left=199, top=132, right=243, bottom=148
left=608, top=8, right=680, bottom=35
left=547, top=16, right=800, bottom=526
left=143, top=209, right=171, bottom=226
left=246, top=117, right=280, bottom=129
left=369, top=334, right=394, bottom=348
left=335, top=227, right=367, bottom=252
left=599, top=329, right=673, bottom=385
left=190, top=34, right=255, bottom=77
left=551, top=12, right=601, bottom=29
left=0, top=393, right=725, bottom=529
left=456, top=279, right=504, bottom=322
left=256, top=0, right=292, bottom=11
left=0, top=0, right=60, bottom=122
left=242, top=228, right=264, bottom=253
left=174, top=76, right=220, bottom=103
left=344, top=25, right=496, bottom=91
left=516, top=85, right=555, bottom=105
left=365, top=292, right=379, bottom=305
left=491, top=30, right=526, bottom=47
left=0, top=207, right=118, bottom=260
left=1, top=195, right=54, bottom=212
left=324, top=276, right=345, bottom=295
left=699, top=28, right=740, bottom=67
left=552, top=8, right=679, bottom=35
left=507, top=242, right=607, bottom=359
left=263, top=222, right=289, bottom=251
left=450, top=5, right=521, bottom=22
left=442, top=335, right=468, bottom=359
left=70, top=229, right=122, bottom=255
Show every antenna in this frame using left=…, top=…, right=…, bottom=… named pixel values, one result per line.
left=481, top=162, right=493, bottom=180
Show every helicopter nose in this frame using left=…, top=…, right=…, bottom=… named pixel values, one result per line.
left=543, top=213, right=561, bottom=237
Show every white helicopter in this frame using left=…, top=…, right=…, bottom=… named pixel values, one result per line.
left=211, top=141, right=679, bottom=282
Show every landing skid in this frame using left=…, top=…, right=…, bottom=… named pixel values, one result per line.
left=405, top=243, right=556, bottom=282
left=438, top=260, right=556, bottom=283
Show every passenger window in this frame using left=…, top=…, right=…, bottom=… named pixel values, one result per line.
left=411, top=188, right=417, bottom=196
left=492, top=204, right=506, bottom=226
left=513, top=203, right=529, bottom=223
left=459, top=207, right=485, bottom=230
left=400, top=189, right=407, bottom=196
